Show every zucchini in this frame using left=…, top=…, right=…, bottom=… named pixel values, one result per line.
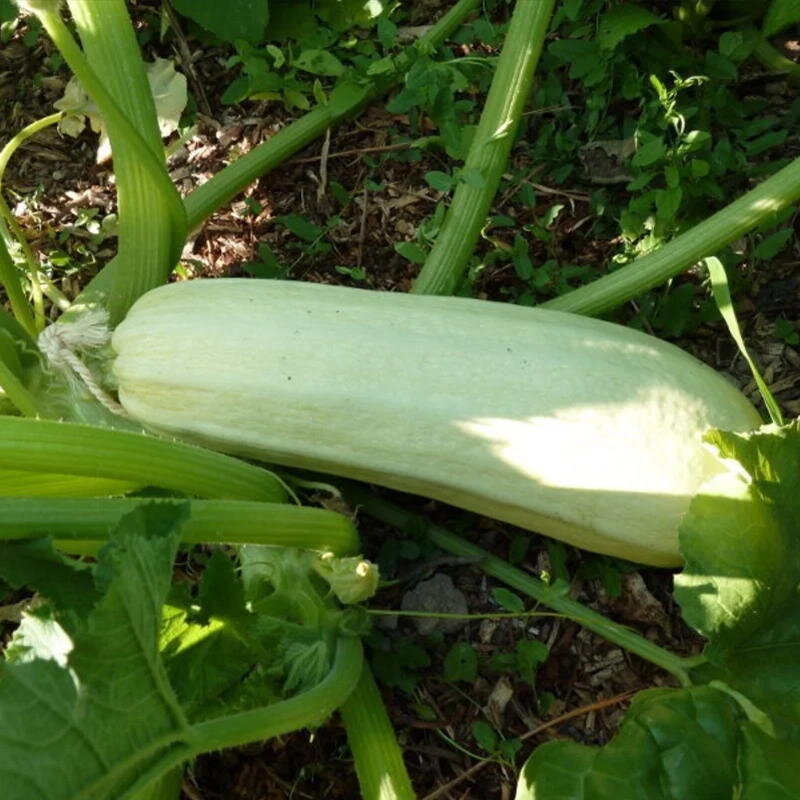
left=111, top=279, right=761, bottom=566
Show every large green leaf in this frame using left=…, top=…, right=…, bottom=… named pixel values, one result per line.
left=675, top=421, right=800, bottom=724
left=0, top=504, right=190, bottom=800
left=517, top=421, right=800, bottom=797
left=515, top=686, right=744, bottom=799
left=514, top=685, right=800, bottom=800
left=740, top=723, right=800, bottom=799
left=0, top=537, right=97, bottom=617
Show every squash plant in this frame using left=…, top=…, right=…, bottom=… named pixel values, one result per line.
left=0, top=1, right=798, bottom=798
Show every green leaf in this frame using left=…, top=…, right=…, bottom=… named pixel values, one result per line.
left=221, top=75, right=252, bottom=105
left=0, top=503, right=189, bottom=799
left=443, top=642, right=477, bottom=683
left=293, top=48, right=345, bottom=77
left=0, top=537, right=97, bottom=617
left=655, top=185, right=682, bottom=220
left=0, top=0, right=17, bottom=24
left=280, top=213, right=324, bottom=242
left=675, top=422, right=800, bottom=722
left=744, top=130, right=788, bottom=157
left=425, top=170, right=454, bottom=192
left=459, top=167, right=487, bottom=189
left=719, top=31, right=744, bottom=59
left=763, top=0, right=800, bottom=37
left=515, top=686, right=744, bottom=799
left=754, top=228, right=793, bottom=260
left=171, top=0, right=268, bottom=44
left=493, top=587, right=525, bottom=613
left=159, top=593, right=279, bottom=723
left=283, top=88, right=311, bottom=111
left=596, top=5, right=663, bottom=51
left=740, top=723, right=800, bottom=798
left=547, top=39, right=602, bottom=80
left=315, top=0, right=385, bottom=30
left=197, top=550, right=247, bottom=624
left=516, top=639, right=548, bottom=685
left=632, top=138, right=666, bottom=167
left=705, top=51, right=738, bottom=80
left=5, top=607, right=73, bottom=666
left=394, top=242, right=428, bottom=264
left=472, top=720, right=497, bottom=752
left=653, top=283, right=695, bottom=337
left=774, top=318, right=799, bottom=345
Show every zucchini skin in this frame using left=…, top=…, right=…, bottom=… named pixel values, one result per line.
left=112, top=279, right=761, bottom=566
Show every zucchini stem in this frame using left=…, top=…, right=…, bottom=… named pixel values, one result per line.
left=0, top=416, right=288, bottom=503
left=0, top=497, right=360, bottom=554
left=412, top=0, right=556, bottom=296
left=340, top=663, right=417, bottom=800
left=542, top=154, right=800, bottom=316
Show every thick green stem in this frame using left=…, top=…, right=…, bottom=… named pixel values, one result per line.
left=345, top=485, right=697, bottom=685
left=37, top=2, right=186, bottom=323
left=412, top=0, right=556, bottom=296
left=0, top=416, right=287, bottom=502
left=0, top=497, right=359, bottom=554
left=542, top=154, right=800, bottom=316
left=340, top=663, right=416, bottom=800
left=183, top=0, right=480, bottom=230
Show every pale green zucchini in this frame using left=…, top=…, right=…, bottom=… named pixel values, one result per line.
left=111, top=279, right=761, bottom=566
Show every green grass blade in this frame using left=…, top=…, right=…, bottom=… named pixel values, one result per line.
left=412, top=0, right=556, bottom=296
left=0, top=416, right=287, bottom=502
left=705, top=257, right=783, bottom=426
